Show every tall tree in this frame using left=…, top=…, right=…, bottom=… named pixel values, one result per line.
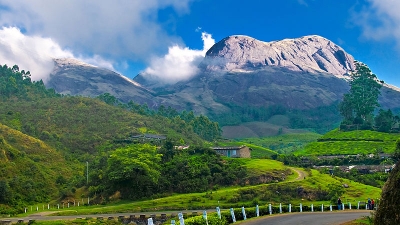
left=339, top=61, right=382, bottom=127
left=107, top=143, right=161, bottom=199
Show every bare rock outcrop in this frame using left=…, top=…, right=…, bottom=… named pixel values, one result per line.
left=203, top=35, right=355, bottom=78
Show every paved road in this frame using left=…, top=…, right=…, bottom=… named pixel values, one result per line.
left=3, top=210, right=371, bottom=224
left=240, top=211, right=371, bottom=225
left=3, top=210, right=209, bottom=224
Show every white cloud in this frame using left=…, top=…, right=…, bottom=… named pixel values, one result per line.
left=354, top=0, right=400, bottom=45
left=0, top=27, right=114, bottom=82
left=143, top=32, right=215, bottom=84
left=0, top=0, right=193, bottom=62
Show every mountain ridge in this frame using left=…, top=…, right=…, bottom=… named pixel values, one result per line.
left=43, top=34, right=400, bottom=135
left=201, top=34, right=355, bottom=78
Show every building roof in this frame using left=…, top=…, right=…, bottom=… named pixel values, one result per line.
left=131, top=134, right=166, bottom=140
left=211, top=146, right=247, bottom=150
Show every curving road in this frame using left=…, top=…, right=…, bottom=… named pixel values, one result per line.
left=240, top=211, right=371, bottom=225
left=3, top=210, right=372, bottom=224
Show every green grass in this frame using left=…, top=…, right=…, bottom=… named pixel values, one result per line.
left=28, top=168, right=380, bottom=217
left=238, top=158, right=286, bottom=175
left=296, top=129, right=400, bottom=156
left=238, top=132, right=322, bottom=154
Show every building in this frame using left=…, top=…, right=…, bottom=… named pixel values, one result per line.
left=130, top=134, right=166, bottom=145
left=211, top=146, right=251, bottom=158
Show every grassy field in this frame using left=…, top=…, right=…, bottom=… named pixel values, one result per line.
left=238, top=132, right=322, bottom=154
left=22, top=168, right=380, bottom=217
left=221, top=117, right=310, bottom=139
left=295, top=129, right=400, bottom=156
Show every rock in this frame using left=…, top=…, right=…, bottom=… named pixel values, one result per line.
left=202, top=35, right=355, bottom=78
left=47, top=58, right=158, bottom=106
left=343, top=184, right=349, bottom=188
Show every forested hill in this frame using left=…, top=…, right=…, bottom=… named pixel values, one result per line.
left=0, top=64, right=220, bottom=155
left=0, top=64, right=222, bottom=213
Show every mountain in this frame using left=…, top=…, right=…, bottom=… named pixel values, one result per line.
left=46, top=58, right=158, bottom=107
left=202, top=35, right=355, bottom=77
left=138, top=35, right=400, bottom=115
left=45, top=35, right=400, bottom=135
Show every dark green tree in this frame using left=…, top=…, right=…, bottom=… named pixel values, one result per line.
left=339, top=61, right=382, bottom=128
left=375, top=109, right=394, bottom=132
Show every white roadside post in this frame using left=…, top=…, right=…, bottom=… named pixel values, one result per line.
left=342, top=203, right=345, bottom=210
left=242, top=207, right=247, bottom=220
left=148, top=218, right=154, bottom=225
left=300, top=203, right=302, bottom=212
left=216, top=207, right=221, bottom=219
left=330, top=205, right=332, bottom=211
left=289, top=204, right=292, bottom=213
left=358, top=201, right=360, bottom=210
left=256, top=205, right=259, bottom=217
left=279, top=203, right=282, bottom=213
left=269, top=204, right=272, bottom=215
left=178, top=212, right=185, bottom=225
left=311, top=204, right=314, bottom=212
left=349, top=202, right=351, bottom=210
left=321, top=204, right=324, bottom=212
left=203, top=210, right=209, bottom=225
left=230, top=208, right=236, bottom=223
left=48, top=204, right=49, bottom=210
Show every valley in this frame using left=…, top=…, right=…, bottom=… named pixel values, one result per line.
left=1, top=34, right=400, bottom=225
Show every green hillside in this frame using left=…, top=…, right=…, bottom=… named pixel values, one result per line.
left=238, top=132, right=322, bottom=154
left=0, top=64, right=220, bottom=213
left=0, top=123, right=75, bottom=214
left=296, top=129, right=400, bottom=155
left=48, top=169, right=380, bottom=216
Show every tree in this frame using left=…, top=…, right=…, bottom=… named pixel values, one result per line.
left=339, top=61, right=382, bottom=127
left=107, top=143, right=161, bottom=199
left=393, top=139, right=400, bottom=162
left=375, top=109, right=394, bottom=132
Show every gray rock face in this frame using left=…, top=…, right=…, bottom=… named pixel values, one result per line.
left=203, top=35, right=355, bottom=78
left=46, top=58, right=157, bottom=106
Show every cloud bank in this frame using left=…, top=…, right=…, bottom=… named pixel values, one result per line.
left=354, top=0, right=400, bottom=47
left=0, top=27, right=73, bottom=82
left=143, top=32, right=215, bottom=84
left=0, top=0, right=194, bottom=82
left=0, top=0, right=192, bottom=61
left=0, top=27, right=113, bottom=82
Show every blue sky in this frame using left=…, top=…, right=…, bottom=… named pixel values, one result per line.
left=0, top=0, right=399, bottom=87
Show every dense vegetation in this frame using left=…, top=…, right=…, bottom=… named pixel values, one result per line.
left=295, top=129, right=400, bottom=155
left=209, top=102, right=342, bottom=134
left=0, top=64, right=226, bottom=214
left=87, top=144, right=250, bottom=202
left=375, top=140, right=400, bottom=224
left=339, top=61, right=400, bottom=133
left=237, top=132, right=322, bottom=154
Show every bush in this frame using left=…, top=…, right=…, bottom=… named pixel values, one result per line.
left=183, top=215, right=227, bottom=225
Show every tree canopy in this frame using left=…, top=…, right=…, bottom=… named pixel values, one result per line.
left=339, top=61, right=382, bottom=129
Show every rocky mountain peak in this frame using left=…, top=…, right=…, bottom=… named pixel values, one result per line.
left=203, top=35, right=355, bottom=78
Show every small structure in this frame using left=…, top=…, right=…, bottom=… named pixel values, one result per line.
left=130, top=133, right=166, bottom=145
left=211, top=146, right=251, bottom=158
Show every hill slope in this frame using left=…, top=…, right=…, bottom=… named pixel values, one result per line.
left=0, top=123, right=74, bottom=209
left=295, top=129, right=400, bottom=155
left=44, top=35, right=400, bottom=136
